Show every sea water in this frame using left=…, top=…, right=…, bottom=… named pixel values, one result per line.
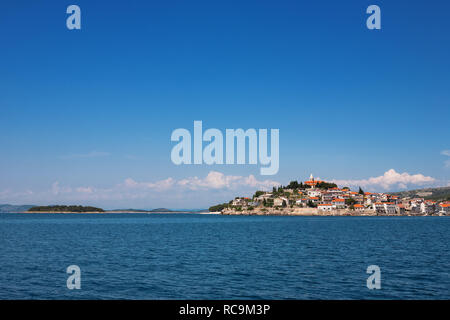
left=0, top=213, right=448, bottom=299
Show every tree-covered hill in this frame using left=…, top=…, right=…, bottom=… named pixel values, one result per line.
left=391, top=186, right=450, bottom=201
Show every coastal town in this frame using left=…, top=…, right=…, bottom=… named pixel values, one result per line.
left=211, top=175, right=450, bottom=216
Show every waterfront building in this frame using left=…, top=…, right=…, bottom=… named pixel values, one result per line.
left=318, top=203, right=333, bottom=212
left=438, top=203, right=450, bottom=215
left=421, top=200, right=436, bottom=214
left=296, top=198, right=308, bottom=206
left=373, top=202, right=385, bottom=214
left=332, top=198, right=345, bottom=209
left=383, top=202, right=397, bottom=215
left=396, top=204, right=406, bottom=215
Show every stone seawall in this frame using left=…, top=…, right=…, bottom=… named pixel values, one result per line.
left=221, top=207, right=377, bottom=216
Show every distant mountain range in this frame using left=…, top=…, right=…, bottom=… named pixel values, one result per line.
left=391, top=186, right=450, bottom=201
left=107, top=208, right=208, bottom=213
left=108, top=208, right=175, bottom=213
left=0, top=204, right=207, bottom=213
left=0, top=204, right=36, bottom=213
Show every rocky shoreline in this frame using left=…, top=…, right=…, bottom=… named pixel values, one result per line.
left=221, top=207, right=425, bottom=216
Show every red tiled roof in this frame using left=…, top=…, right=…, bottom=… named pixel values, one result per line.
left=305, top=180, right=323, bottom=185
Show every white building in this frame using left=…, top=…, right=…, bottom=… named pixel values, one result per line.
left=384, top=202, right=397, bottom=215
left=255, top=193, right=273, bottom=202
left=332, top=198, right=346, bottom=209
left=231, top=198, right=247, bottom=206
left=321, top=193, right=334, bottom=203
left=307, top=189, right=322, bottom=197
left=438, top=203, right=450, bottom=215
left=327, top=188, right=343, bottom=198
left=308, top=197, right=320, bottom=205
left=318, top=204, right=333, bottom=212
left=274, top=197, right=289, bottom=207
left=420, top=201, right=436, bottom=215
left=373, top=202, right=385, bottom=214
left=296, top=198, right=308, bottom=206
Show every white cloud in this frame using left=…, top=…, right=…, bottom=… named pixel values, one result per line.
left=331, top=169, right=436, bottom=191
left=51, top=182, right=72, bottom=195
left=2, top=170, right=445, bottom=208
left=123, top=178, right=175, bottom=191
left=5, top=171, right=279, bottom=207
left=60, top=151, right=110, bottom=159
left=121, top=171, right=278, bottom=192
left=76, top=187, right=94, bottom=193
left=176, top=171, right=279, bottom=190
left=123, top=177, right=175, bottom=191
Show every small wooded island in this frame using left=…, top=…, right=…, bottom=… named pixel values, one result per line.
left=27, top=205, right=104, bottom=213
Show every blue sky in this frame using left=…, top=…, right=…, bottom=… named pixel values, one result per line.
left=1, top=0, right=449, bottom=208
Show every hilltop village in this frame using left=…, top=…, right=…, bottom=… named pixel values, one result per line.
left=211, top=175, right=450, bottom=216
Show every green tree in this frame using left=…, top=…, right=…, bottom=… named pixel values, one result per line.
left=345, top=198, right=356, bottom=206
left=316, top=182, right=338, bottom=189
left=287, top=180, right=299, bottom=189
left=209, top=203, right=229, bottom=212
left=307, top=200, right=317, bottom=208
left=253, top=191, right=265, bottom=198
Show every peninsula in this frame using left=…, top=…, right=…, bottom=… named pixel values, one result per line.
left=210, top=175, right=450, bottom=216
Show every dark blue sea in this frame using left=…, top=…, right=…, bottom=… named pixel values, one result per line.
left=0, top=213, right=449, bottom=299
